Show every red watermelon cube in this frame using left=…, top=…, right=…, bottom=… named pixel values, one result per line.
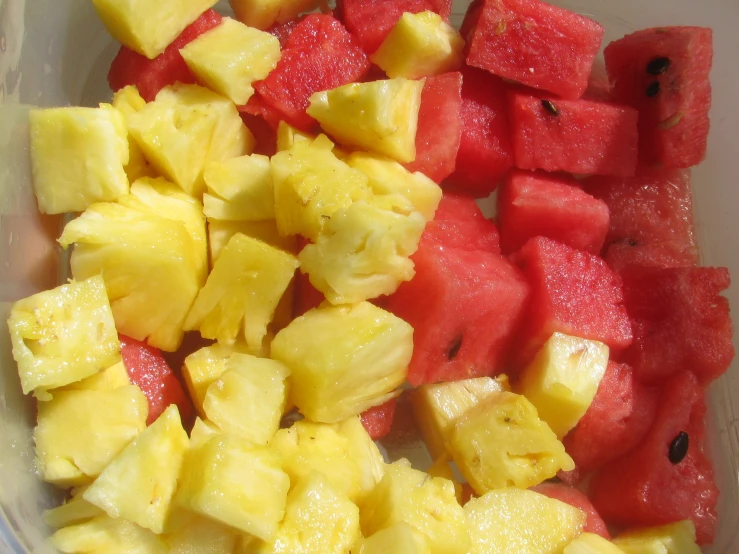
left=360, top=397, right=397, bottom=440
left=604, top=27, right=713, bottom=168
left=267, top=18, right=301, bottom=47
left=423, top=193, right=501, bottom=254
left=462, top=0, right=604, bottom=99
left=108, top=9, right=223, bottom=102
left=531, top=483, right=610, bottom=539
left=510, top=92, right=639, bottom=177
left=621, top=266, right=734, bottom=385
left=589, top=370, right=719, bottom=546
left=512, top=236, right=633, bottom=368
left=497, top=169, right=610, bottom=255
left=403, top=72, right=463, bottom=184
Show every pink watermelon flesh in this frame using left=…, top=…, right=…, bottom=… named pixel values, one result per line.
left=497, top=169, right=610, bottom=255
left=563, top=361, right=658, bottom=473
left=531, top=483, right=610, bottom=539
left=403, top=72, right=463, bottom=184
left=424, top=193, right=501, bottom=254
left=510, top=92, right=639, bottom=177
left=511, top=236, right=633, bottom=369
left=621, top=266, right=734, bottom=385
left=462, top=0, right=604, bottom=99
left=604, top=26, right=713, bottom=168
left=445, top=66, right=513, bottom=198
left=267, top=18, right=301, bottom=47
left=589, top=370, right=718, bottom=546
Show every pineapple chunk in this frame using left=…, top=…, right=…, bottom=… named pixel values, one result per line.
left=449, top=391, right=575, bottom=494
left=166, top=512, right=240, bottom=554
left=307, top=79, right=424, bottom=163
left=59, top=202, right=202, bottom=352
left=184, top=232, right=298, bottom=349
left=59, top=361, right=131, bottom=392
left=299, top=197, right=426, bottom=304
left=411, top=376, right=510, bottom=461
left=181, top=18, right=281, bottom=105
left=353, top=522, right=431, bottom=554
left=44, top=487, right=104, bottom=529
left=183, top=342, right=250, bottom=416
left=51, top=514, right=168, bottom=553
left=29, top=104, right=129, bottom=214
left=229, top=0, right=322, bottom=30
left=518, top=333, right=609, bottom=439
left=371, top=11, right=463, bottom=79
left=565, top=533, right=627, bottom=554
left=613, top=520, right=701, bottom=554
left=189, top=417, right=222, bottom=448
left=346, top=152, right=442, bottom=220
left=175, top=435, right=290, bottom=541
left=276, top=121, right=314, bottom=152
left=83, top=405, right=189, bottom=533
left=128, top=84, right=253, bottom=197
left=209, top=219, right=297, bottom=264
left=465, top=488, right=586, bottom=554
left=203, top=154, right=275, bottom=221
left=361, top=459, right=470, bottom=554
left=271, top=135, right=371, bottom=241
left=270, top=417, right=385, bottom=506
left=202, top=353, right=290, bottom=445
left=7, top=275, right=121, bottom=398
left=91, top=0, right=217, bottom=59
left=112, top=85, right=156, bottom=182
left=271, top=302, right=412, bottom=422
left=34, top=386, right=148, bottom=487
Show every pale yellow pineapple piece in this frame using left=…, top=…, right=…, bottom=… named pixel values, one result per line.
left=112, top=85, right=157, bottom=182
left=271, top=302, right=411, bottom=422
left=91, top=0, right=217, bottom=59
left=7, top=275, right=121, bottom=399
left=51, top=514, right=168, bottom=554
left=34, top=386, right=148, bottom=487
left=184, top=232, right=298, bottom=349
left=166, top=512, right=240, bottom=554
left=175, top=435, right=290, bottom=541
left=270, top=277, right=295, bottom=334
left=271, top=417, right=385, bottom=506
left=449, top=391, right=575, bottom=494
left=518, top=333, right=609, bottom=438
left=181, top=17, right=281, bottom=105
left=189, top=417, right=222, bottom=448
left=371, top=11, right=464, bottom=79
left=307, top=79, right=424, bottom=163
left=276, top=121, right=314, bottom=151
left=361, top=459, right=470, bottom=554
left=411, top=376, right=509, bottom=461
left=202, top=353, right=290, bottom=445
left=613, top=520, right=701, bottom=554
left=44, top=487, right=104, bottom=530
left=59, top=361, right=131, bottom=393
left=204, top=154, right=275, bottom=221
left=353, top=522, right=431, bottom=554
left=209, top=219, right=297, bottom=264
left=83, top=405, right=189, bottom=534
left=59, top=202, right=201, bottom=352
left=128, top=84, right=254, bottom=197
left=271, top=134, right=371, bottom=241
left=229, top=0, right=322, bottom=30
left=565, top=533, right=627, bottom=554
left=465, top=488, right=586, bottom=554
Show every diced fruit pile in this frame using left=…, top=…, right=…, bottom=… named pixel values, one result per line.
left=8, top=0, right=731, bottom=552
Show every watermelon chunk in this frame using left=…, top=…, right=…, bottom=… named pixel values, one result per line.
left=589, top=370, right=718, bottom=546
left=267, top=18, right=301, bottom=47
left=462, top=0, right=604, bottom=99
left=512, top=236, right=633, bottom=368
left=509, top=92, right=639, bottom=177
left=445, top=66, right=513, bottom=197
left=254, top=14, right=370, bottom=130
left=423, top=193, right=501, bottom=254
left=563, top=361, right=658, bottom=473
left=360, top=397, right=397, bottom=440
left=531, top=483, right=610, bottom=539
left=497, top=169, right=609, bottom=255
left=621, top=266, right=734, bottom=385
left=604, top=27, right=713, bottom=168
left=108, top=9, right=223, bottom=102
left=403, top=72, right=463, bottom=184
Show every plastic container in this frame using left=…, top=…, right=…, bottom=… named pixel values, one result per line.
left=1, top=0, right=738, bottom=551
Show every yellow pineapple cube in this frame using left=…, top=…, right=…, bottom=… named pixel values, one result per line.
left=613, top=520, right=701, bottom=554
left=361, top=459, right=470, bottom=554
left=112, top=85, right=157, bottom=182
left=175, top=435, right=290, bottom=541
left=202, top=353, right=290, bottom=445
left=91, top=0, right=217, bottom=59
left=271, top=302, right=412, bottom=422
left=44, top=487, right=104, bottom=530
left=271, top=134, right=371, bottom=241
left=183, top=343, right=247, bottom=417
left=270, top=417, right=385, bottom=506
left=59, top=361, right=131, bottom=393
left=411, top=376, right=510, bottom=461
left=203, top=154, right=275, bottom=221
left=209, top=219, right=297, bottom=264
left=517, top=333, right=609, bottom=438
left=353, top=522, right=431, bottom=554
left=34, top=386, right=148, bottom=487
left=51, top=514, right=168, bottom=553
left=7, top=275, right=121, bottom=398
left=189, top=417, right=222, bottom=448
left=184, top=232, right=298, bottom=350
left=29, top=104, right=129, bottom=214
left=166, top=512, right=240, bottom=554
left=82, top=405, right=189, bottom=533
left=565, top=533, right=627, bottom=554
left=371, top=11, right=464, bottom=79
left=276, top=121, right=314, bottom=151
left=229, top=0, right=322, bottom=30
left=307, top=79, right=424, bottom=163
left=181, top=17, right=281, bottom=105
left=449, top=391, right=575, bottom=494
left=465, top=488, right=586, bottom=554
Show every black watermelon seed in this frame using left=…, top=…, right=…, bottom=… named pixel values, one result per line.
left=645, top=81, right=661, bottom=98
left=541, top=99, right=559, bottom=115
left=668, top=431, right=690, bottom=464
left=646, top=56, right=671, bottom=76
left=448, top=335, right=463, bottom=360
